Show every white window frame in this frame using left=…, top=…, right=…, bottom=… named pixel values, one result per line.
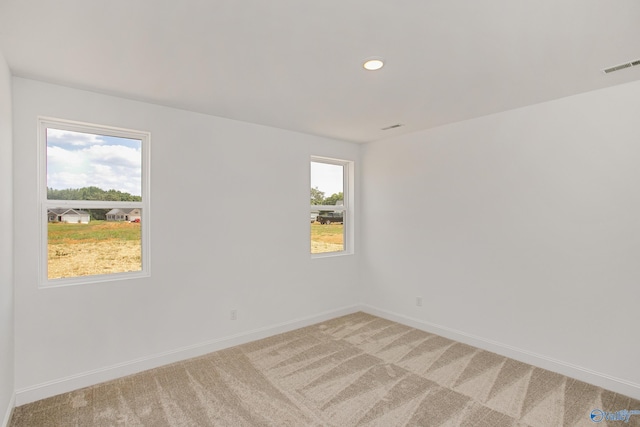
left=38, top=117, right=151, bottom=287
left=310, top=156, right=354, bottom=257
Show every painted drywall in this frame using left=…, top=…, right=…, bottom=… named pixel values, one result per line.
left=12, top=77, right=361, bottom=403
left=361, top=79, right=640, bottom=398
left=0, top=50, right=15, bottom=425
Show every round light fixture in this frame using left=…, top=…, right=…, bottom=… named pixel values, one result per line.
left=363, top=57, right=384, bottom=71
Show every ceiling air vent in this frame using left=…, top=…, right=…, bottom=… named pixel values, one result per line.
left=603, top=59, right=640, bottom=74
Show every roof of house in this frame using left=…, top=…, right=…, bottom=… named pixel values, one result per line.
left=106, top=208, right=140, bottom=215
left=47, top=208, right=89, bottom=215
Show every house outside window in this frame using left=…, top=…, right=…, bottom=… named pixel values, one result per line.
left=39, top=117, right=150, bottom=286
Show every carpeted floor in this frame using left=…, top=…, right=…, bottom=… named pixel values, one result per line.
left=10, top=312, right=640, bottom=426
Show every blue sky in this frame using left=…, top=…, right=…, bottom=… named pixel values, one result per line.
left=46, top=128, right=142, bottom=196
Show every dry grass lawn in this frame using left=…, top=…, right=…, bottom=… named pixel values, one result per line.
left=310, top=222, right=344, bottom=254
left=48, top=221, right=343, bottom=279
left=48, top=221, right=141, bottom=279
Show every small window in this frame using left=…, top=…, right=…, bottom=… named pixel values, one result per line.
left=310, top=157, right=353, bottom=255
left=39, top=118, right=150, bottom=286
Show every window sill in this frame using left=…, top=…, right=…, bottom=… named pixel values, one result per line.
left=39, top=270, right=150, bottom=289
left=311, top=251, right=353, bottom=259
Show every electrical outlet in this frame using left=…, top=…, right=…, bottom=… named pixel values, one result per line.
left=416, top=296, right=423, bottom=307
left=230, top=309, right=237, bottom=320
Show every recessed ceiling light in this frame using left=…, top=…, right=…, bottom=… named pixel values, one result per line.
left=363, top=57, right=384, bottom=71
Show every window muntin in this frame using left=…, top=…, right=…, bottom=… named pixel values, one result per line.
left=39, top=118, right=150, bottom=286
left=310, top=157, right=352, bottom=255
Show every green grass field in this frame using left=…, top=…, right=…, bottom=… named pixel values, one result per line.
left=48, top=220, right=141, bottom=244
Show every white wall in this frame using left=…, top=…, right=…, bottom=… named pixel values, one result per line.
left=362, top=80, right=640, bottom=399
left=11, top=72, right=640, bottom=406
left=0, top=50, right=15, bottom=426
left=12, top=78, right=361, bottom=404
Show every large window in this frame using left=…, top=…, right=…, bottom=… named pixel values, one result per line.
left=310, top=157, right=353, bottom=255
left=39, top=117, right=150, bottom=286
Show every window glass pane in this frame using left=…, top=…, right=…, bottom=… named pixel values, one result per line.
left=310, top=162, right=343, bottom=206
left=47, top=208, right=142, bottom=279
left=46, top=128, right=142, bottom=200
left=310, top=161, right=346, bottom=254
left=311, top=216, right=345, bottom=254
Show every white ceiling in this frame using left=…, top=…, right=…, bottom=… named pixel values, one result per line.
left=1, top=0, right=639, bottom=143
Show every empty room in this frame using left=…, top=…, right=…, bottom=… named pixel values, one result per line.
left=1, top=1, right=640, bottom=426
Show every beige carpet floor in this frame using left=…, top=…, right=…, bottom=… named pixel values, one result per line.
left=10, top=312, right=640, bottom=426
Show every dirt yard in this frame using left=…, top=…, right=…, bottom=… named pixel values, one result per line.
left=48, top=240, right=142, bottom=279
left=47, top=220, right=343, bottom=279
left=48, top=221, right=141, bottom=279
left=310, top=222, right=344, bottom=254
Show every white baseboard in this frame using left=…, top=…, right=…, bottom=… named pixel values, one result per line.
left=1, top=394, right=15, bottom=427
left=360, top=304, right=640, bottom=401
left=15, top=304, right=361, bottom=406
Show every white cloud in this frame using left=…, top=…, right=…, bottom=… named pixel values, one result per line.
left=88, top=144, right=141, bottom=169
left=47, top=144, right=142, bottom=196
left=47, top=129, right=104, bottom=148
left=47, top=171, right=90, bottom=191
left=311, top=162, right=344, bottom=196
